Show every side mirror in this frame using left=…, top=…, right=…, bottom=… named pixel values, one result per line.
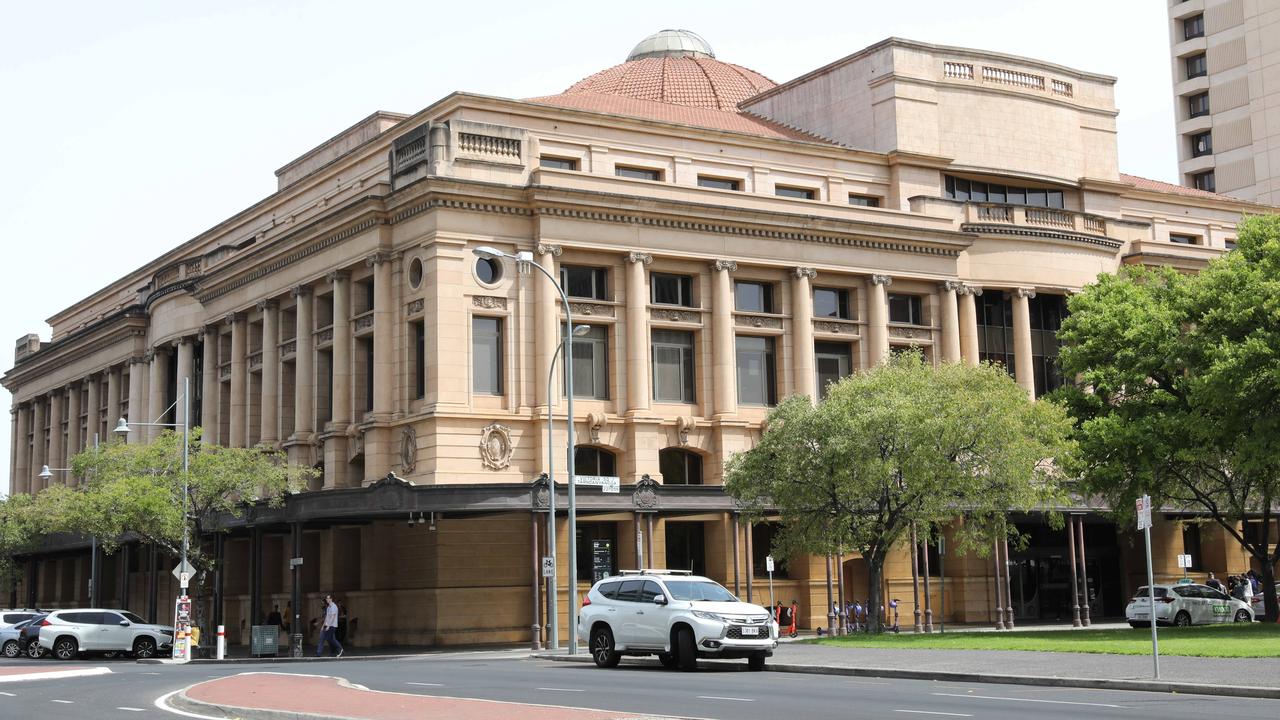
left=119, top=620, right=130, bottom=627
left=653, top=594, right=667, bottom=606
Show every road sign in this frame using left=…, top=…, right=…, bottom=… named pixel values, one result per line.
left=1177, top=554, right=1192, bottom=569
left=765, top=555, right=775, bottom=573
left=172, top=559, right=196, bottom=581
left=541, top=556, right=555, bottom=578
left=1136, top=495, right=1153, bottom=530
left=290, top=557, right=304, bottom=568
left=574, top=475, right=620, bottom=493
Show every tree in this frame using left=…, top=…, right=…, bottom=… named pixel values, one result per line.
left=725, top=352, right=1073, bottom=632
left=1054, top=214, right=1280, bottom=622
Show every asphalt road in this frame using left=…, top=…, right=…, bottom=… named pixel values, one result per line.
left=0, top=650, right=1276, bottom=720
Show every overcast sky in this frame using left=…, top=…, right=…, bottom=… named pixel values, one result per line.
left=0, top=0, right=1175, bottom=495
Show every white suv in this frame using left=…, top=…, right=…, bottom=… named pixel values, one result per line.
left=577, top=570, right=778, bottom=671
left=38, top=609, right=174, bottom=660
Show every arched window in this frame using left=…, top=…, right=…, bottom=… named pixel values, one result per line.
left=574, top=446, right=617, bottom=476
left=659, top=448, right=703, bottom=485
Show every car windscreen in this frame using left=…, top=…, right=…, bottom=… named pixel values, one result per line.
left=1133, top=587, right=1169, bottom=599
left=663, top=580, right=737, bottom=602
left=120, top=611, right=147, bottom=624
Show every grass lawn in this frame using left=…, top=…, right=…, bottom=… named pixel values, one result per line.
left=811, top=622, right=1280, bottom=658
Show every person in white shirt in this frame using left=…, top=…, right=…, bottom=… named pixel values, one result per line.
left=315, top=594, right=344, bottom=657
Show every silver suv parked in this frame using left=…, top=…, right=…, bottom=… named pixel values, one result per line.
left=577, top=570, right=778, bottom=671
left=37, top=609, right=174, bottom=660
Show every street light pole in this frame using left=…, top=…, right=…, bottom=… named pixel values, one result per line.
left=545, top=325, right=589, bottom=652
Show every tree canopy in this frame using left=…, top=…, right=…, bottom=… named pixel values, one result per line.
left=1054, top=214, right=1280, bottom=622
left=725, top=352, right=1073, bottom=631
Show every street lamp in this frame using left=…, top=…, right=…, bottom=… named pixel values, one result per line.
left=473, top=245, right=583, bottom=655
left=544, top=323, right=590, bottom=651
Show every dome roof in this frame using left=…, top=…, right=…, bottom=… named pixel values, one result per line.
left=558, top=43, right=775, bottom=112
left=627, top=29, right=715, bottom=61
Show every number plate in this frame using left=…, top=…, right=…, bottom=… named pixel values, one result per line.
left=740, top=626, right=759, bottom=636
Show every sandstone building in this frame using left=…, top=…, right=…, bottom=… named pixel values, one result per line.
left=5, top=30, right=1275, bottom=644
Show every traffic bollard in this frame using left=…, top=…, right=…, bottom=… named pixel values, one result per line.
left=216, top=625, right=226, bottom=660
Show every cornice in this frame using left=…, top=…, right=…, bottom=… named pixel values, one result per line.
left=1, top=312, right=148, bottom=396
left=960, top=222, right=1122, bottom=250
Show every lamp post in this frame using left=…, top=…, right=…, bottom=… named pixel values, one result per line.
left=473, top=245, right=582, bottom=654
left=545, top=323, right=590, bottom=652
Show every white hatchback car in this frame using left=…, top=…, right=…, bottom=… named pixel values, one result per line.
left=577, top=570, right=778, bottom=671
left=38, top=609, right=174, bottom=660
left=1126, top=583, right=1254, bottom=627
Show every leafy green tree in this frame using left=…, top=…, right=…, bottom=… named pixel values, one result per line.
left=1055, top=214, right=1280, bottom=622
left=725, top=353, right=1072, bottom=632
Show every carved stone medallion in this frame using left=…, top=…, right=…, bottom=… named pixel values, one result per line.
left=633, top=473, right=660, bottom=510
left=400, top=425, right=417, bottom=474
left=479, top=422, right=514, bottom=470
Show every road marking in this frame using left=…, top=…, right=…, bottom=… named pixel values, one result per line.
left=141, top=671, right=161, bottom=675
left=0, top=691, right=15, bottom=697
left=893, top=711, right=972, bottom=718
left=117, top=708, right=145, bottom=712
left=696, top=696, right=754, bottom=702
left=154, top=689, right=227, bottom=719
left=535, top=687, right=585, bottom=692
left=52, top=699, right=74, bottom=703
left=932, top=692, right=1125, bottom=708
left=406, top=682, right=444, bottom=687
left=0, top=667, right=112, bottom=683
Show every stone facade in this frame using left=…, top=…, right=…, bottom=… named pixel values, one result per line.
left=4, top=32, right=1276, bottom=645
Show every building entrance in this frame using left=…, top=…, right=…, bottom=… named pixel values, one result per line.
left=1008, top=518, right=1124, bottom=621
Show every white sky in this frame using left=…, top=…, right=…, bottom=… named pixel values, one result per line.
left=0, top=0, right=1175, bottom=496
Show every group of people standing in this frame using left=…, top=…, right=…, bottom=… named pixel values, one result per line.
left=1207, top=570, right=1263, bottom=602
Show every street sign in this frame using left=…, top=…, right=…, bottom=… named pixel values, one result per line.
left=541, top=556, right=555, bottom=578
left=172, top=559, right=196, bottom=581
left=765, top=555, right=775, bottom=573
left=179, top=572, right=190, bottom=588
left=290, top=557, right=304, bottom=568
left=1177, top=554, right=1192, bottom=569
left=1136, top=495, right=1153, bottom=530
left=575, top=475, right=620, bottom=493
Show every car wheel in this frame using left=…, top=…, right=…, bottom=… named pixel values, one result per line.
left=133, top=636, right=158, bottom=659
left=103, top=651, right=119, bottom=659
left=657, top=652, right=677, bottom=669
left=747, top=652, right=766, bottom=672
left=52, top=637, right=78, bottom=661
left=26, top=642, right=46, bottom=659
left=1128, top=622, right=1145, bottom=629
left=1234, top=610, right=1252, bottom=623
left=675, top=627, right=697, bottom=672
left=2, top=640, right=18, bottom=658
left=589, top=626, right=620, bottom=669
left=1173, top=611, right=1192, bottom=627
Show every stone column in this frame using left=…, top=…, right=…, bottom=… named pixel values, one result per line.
left=106, top=366, right=122, bottom=438
left=147, top=347, right=170, bottom=441
left=1012, top=288, right=1036, bottom=397
left=200, top=328, right=219, bottom=444
left=939, top=281, right=962, bottom=364
left=625, top=252, right=652, bottom=414
left=369, top=253, right=395, bottom=417
left=867, top=275, right=892, bottom=365
left=791, top=267, right=816, bottom=400
left=14, top=404, right=30, bottom=495
left=8, top=408, right=15, bottom=492
left=993, top=538, right=1006, bottom=630
left=31, top=399, right=46, bottom=490
left=534, top=243, right=561, bottom=416
left=258, top=302, right=279, bottom=444
left=229, top=314, right=249, bottom=447
left=127, top=358, right=147, bottom=443
left=330, top=271, right=352, bottom=428
left=175, top=337, right=194, bottom=431
left=292, top=286, right=315, bottom=440
left=85, top=375, right=100, bottom=448
left=710, top=260, right=738, bottom=417
left=1077, top=517, right=1091, bottom=626
left=65, top=383, right=82, bottom=471
left=958, top=285, right=982, bottom=367
left=47, top=390, right=64, bottom=480
left=1067, top=514, right=1082, bottom=627
left=910, top=524, right=922, bottom=633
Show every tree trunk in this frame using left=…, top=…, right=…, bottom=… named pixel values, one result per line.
left=866, top=551, right=886, bottom=634
left=1261, top=560, right=1277, bottom=624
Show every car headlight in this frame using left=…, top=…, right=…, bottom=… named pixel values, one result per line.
left=692, top=610, right=726, bottom=622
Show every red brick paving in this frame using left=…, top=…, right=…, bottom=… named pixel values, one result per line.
left=0, top=666, right=89, bottom=676
left=184, top=672, right=645, bottom=720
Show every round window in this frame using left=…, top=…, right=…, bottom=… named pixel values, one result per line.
left=476, top=257, right=503, bottom=285
left=407, top=257, right=424, bottom=289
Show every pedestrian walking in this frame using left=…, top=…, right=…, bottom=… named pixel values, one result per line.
left=315, top=594, right=344, bottom=657
left=889, top=598, right=900, bottom=633
left=788, top=599, right=799, bottom=638
left=850, top=600, right=863, bottom=632
left=267, top=605, right=283, bottom=627
left=1240, top=575, right=1254, bottom=604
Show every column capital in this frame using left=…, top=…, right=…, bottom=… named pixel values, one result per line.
left=128, top=354, right=148, bottom=366
left=364, top=250, right=396, bottom=267
left=143, top=349, right=156, bottom=363
left=256, top=299, right=278, bottom=312
left=198, top=324, right=218, bottom=339
left=711, top=259, right=738, bottom=273
left=870, top=274, right=893, bottom=287
left=942, top=279, right=964, bottom=293
left=959, top=284, right=984, bottom=297
left=224, top=311, right=245, bottom=325
left=175, top=335, right=194, bottom=347
left=626, top=251, right=653, bottom=266
left=326, top=269, right=350, bottom=284
left=291, top=284, right=313, bottom=298
left=792, top=266, right=816, bottom=280
left=535, top=242, right=562, bottom=257
left=1015, top=287, right=1037, bottom=299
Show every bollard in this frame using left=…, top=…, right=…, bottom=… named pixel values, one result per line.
left=216, top=625, right=226, bottom=660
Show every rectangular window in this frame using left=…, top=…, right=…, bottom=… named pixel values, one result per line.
left=1186, top=53, right=1207, bottom=79
left=665, top=522, right=706, bottom=576
left=888, top=294, right=924, bottom=325
left=698, top=175, right=741, bottom=191
left=616, top=165, right=662, bottom=181
left=848, top=194, right=880, bottom=207
left=815, top=341, right=853, bottom=400
left=412, top=320, right=425, bottom=399
left=813, top=287, right=850, bottom=319
left=651, top=273, right=694, bottom=307
left=560, top=265, right=609, bottom=300
left=988, top=184, right=1006, bottom=203
left=1190, top=131, right=1212, bottom=157
left=734, top=281, right=774, bottom=313
left=736, top=335, right=777, bottom=406
left=540, top=156, right=578, bottom=170
left=944, top=175, right=1064, bottom=209
left=1192, top=170, right=1215, bottom=192
left=1182, top=523, right=1202, bottom=571
left=1188, top=92, right=1209, bottom=118
left=775, top=185, right=815, bottom=200
left=1029, top=294, right=1067, bottom=397
left=978, top=292, right=1015, bottom=380
left=1183, top=13, right=1204, bottom=40
left=472, top=316, right=503, bottom=395
left=1169, top=233, right=1199, bottom=245
left=652, top=330, right=696, bottom=403
left=566, top=324, right=609, bottom=399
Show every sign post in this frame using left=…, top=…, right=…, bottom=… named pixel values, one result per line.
left=765, top=555, right=775, bottom=611
left=541, top=556, right=555, bottom=579
left=1137, top=495, right=1159, bottom=679
left=171, top=560, right=196, bottom=663
left=1177, top=554, right=1192, bottom=581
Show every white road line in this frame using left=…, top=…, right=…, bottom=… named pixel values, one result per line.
left=0, top=691, right=15, bottom=697
left=52, top=699, right=74, bottom=704
left=696, top=696, right=754, bottom=702
left=153, top=689, right=226, bottom=719
left=535, top=687, right=585, bottom=692
left=406, top=682, right=444, bottom=687
left=0, top=667, right=113, bottom=683
left=117, top=708, right=146, bottom=712
left=141, top=672, right=161, bottom=675
left=931, top=692, right=1125, bottom=709
left=893, top=711, right=972, bottom=718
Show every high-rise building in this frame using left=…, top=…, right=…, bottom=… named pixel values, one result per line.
left=1167, top=0, right=1280, bottom=204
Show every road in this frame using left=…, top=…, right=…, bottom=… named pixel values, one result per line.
left=0, top=650, right=1275, bottom=719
